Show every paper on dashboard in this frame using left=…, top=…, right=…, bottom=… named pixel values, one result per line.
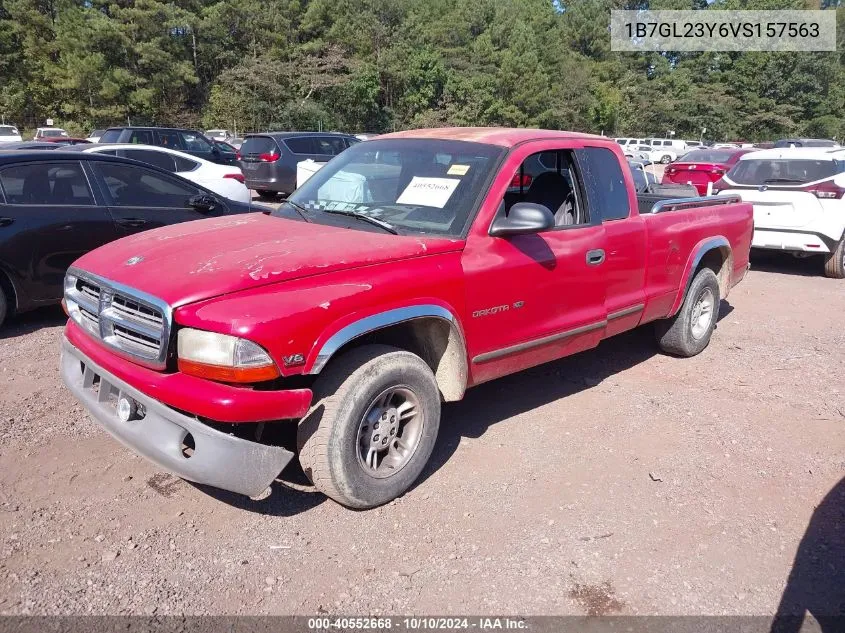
left=396, top=177, right=460, bottom=208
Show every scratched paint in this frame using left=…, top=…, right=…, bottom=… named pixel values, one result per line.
left=73, top=213, right=464, bottom=308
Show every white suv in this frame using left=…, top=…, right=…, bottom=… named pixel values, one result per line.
left=713, top=147, right=845, bottom=278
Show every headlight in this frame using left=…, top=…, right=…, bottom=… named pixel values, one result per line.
left=177, top=328, right=280, bottom=383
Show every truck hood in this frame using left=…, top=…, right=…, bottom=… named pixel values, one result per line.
left=72, top=214, right=464, bottom=307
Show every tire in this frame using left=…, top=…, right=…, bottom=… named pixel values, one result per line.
left=655, top=268, right=720, bottom=357
left=823, top=238, right=845, bottom=279
left=0, top=289, right=6, bottom=329
left=661, top=155, right=672, bottom=164
left=255, top=189, right=277, bottom=200
left=297, top=345, right=441, bottom=509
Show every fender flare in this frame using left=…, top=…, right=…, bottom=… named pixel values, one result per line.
left=669, top=236, right=731, bottom=316
left=307, top=304, right=463, bottom=375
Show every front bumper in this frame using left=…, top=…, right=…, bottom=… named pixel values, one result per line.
left=61, top=337, right=294, bottom=497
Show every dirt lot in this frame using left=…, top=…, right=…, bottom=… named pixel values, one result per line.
left=0, top=251, right=843, bottom=618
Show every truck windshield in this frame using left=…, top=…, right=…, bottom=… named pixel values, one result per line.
left=282, top=138, right=505, bottom=237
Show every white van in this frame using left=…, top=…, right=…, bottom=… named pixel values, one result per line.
left=615, top=138, right=648, bottom=147
left=647, top=138, right=688, bottom=152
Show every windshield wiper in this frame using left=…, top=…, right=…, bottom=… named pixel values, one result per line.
left=320, top=208, right=399, bottom=235
left=283, top=199, right=312, bottom=223
left=763, top=178, right=806, bottom=184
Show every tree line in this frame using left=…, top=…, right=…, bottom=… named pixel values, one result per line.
left=0, top=0, right=842, bottom=142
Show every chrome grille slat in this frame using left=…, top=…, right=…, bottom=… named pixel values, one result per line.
left=111, top=295, right=164, bottom=328
left=64, top=267, right=172, bottom=370
left=100, top=307, right=163, bottom=340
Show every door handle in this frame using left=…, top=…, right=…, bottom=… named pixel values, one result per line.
left=116, top=218, right=148, bottom=228
left=0, top=217, right=14, bottom=227
left=586, top=249, right=606, bottom=266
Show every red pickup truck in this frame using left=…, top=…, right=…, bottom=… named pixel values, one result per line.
left=60, top=128, right=753, bottom=509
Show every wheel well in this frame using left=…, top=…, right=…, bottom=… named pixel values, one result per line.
left=0, top=268, right=17, bottom=316
left=696, top=246, right=732, bottom=297
left=329, top=318, right=468, bottom=402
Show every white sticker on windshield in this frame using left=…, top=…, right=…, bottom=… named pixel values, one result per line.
left=396, top=177, right=460, bottom=208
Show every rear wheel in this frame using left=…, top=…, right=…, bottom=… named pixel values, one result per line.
left=823, top=238, right=845, bottom=279
left=0, top=289, right=7, bottom=328
left=661, top=155, right=672, bottom=164
left=255, top=189, right=277, bottom=200
left=297, top=345, right=441, bottom=509
left=655, top=268, right=720, bottom=357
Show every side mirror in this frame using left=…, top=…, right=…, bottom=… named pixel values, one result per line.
left=187, top=193, right=219, bottom=213
left=489, top=202, right=555, bottom=237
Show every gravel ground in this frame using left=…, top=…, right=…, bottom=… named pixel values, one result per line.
left=0, top=251, right=843, bottom=618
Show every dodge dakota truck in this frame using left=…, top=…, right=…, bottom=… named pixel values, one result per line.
left=60, top=128, right=753, bottom=509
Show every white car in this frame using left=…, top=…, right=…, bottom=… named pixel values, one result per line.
left=205, top=129, right=233, bottom=142
left=33, top=127, right=69, bottom=140
left=0, top=125, right=23, bottom=143
left=713, top=147, right=845, bottom=278
left=80, top=143, right=250, bottom=203
left=625, top=144, right=676, bottom=164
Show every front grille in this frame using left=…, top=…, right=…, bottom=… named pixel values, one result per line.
left=64, top=268, right=172, bottom=369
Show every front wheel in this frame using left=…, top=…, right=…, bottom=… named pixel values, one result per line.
left=297, top=345, right=441, bottom=509
left=655, top=268, right=720, bottom=357
left=823, top=238, right=845, bottom=279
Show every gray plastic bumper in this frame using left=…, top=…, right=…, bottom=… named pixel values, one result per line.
left=60, top=337, right=294, bottom=498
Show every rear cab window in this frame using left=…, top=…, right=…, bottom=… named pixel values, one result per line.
left=575, top=147, right=631, bottom=221
left=0, top=162, right=95, bottom=205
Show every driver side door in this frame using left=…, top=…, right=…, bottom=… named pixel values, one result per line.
left=462, top=142, right=608, bottom=385
left=87, top=161, right=228, bottom=236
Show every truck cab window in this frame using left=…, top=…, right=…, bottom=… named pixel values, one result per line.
left=576, top=147, right=630, bottom=221
left=504, top=150, right=586, bottom=227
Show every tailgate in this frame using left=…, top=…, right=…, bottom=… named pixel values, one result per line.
left=727, top=189, right=822, bottom=229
